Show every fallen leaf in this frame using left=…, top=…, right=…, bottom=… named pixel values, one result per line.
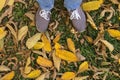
left=36, top=72, right=48, bottom=80
left=119, top=59, right=120, bottom=64
left=0, top=65, right=11, bottom=72
left=84, top=36, right=93, bottom=43
left=82, top=1, right=102, bottom=11
left=108, top=29, right=120, bottom=37
left=0, top=27, right=7, bottom=40
left=100, top=39, right=114, bottom=52
left=0, top=71, right=15, bottom=80
left=55, top=43, right=62, bottom=50
left=41, top=34, right=52, bottom=52
left=33, top=42, right=44, bottom=50
left=26, top=70, right=41, bottom=78
left=78, top=61, right=89, bottom=73
left=53, top=33, right=61, bottom=43
left=73, top=76, right=89, bottom=80
left=7, top=0, right=14, bottom=6
left=0, top=0, right=6, bottom=11
left=18, top=26, right=28, bottom=41
left=52, top=51, right=61, bottom=71
left=24, top=57, right=31, bottom=74
left=36, top=56, right=53, bottom=67
left=61, top=72, right=76, bottom=80
left=56, top=49, right=78, bottom=62
left=67, top=38, right=76, bottom=53
left=0, top=39, right=4, bottom=51
left=26, top=33, right=41, bottom=49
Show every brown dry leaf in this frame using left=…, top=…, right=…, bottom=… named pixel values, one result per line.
left=18, top=26, right=28, bottom=41
left=26, top=70, right=41, bottom=79
left=36, top=72, right=49, bottom=80
left=0, top=27, right=7, bottom=40
left=33, top=42, right=44, bottom=50
left=61, top=72, right=76, bottom=80
left=52, top=51, right=61, bottom=71
left=86, top=12, right=98, bottom=30
left=0, top=39, right=4, bottom=51
left=100, top=39, right=114, bottom=52
left=0, top=71, right=15, bottom=80
left=0, top=0, right=6, bottom=11
left=56, top=49, right=78, bottom=62
left=110, top=0, right=119, bottom=4
left=73, top=76, right=89, bottom=80
left=6, top=24, right=17, bottom=40
left=108, top=29, right=120, bottom=37
left=41, top=34, right=52, bottom=52
left=24, top=57, right=31, bottom=74
left=67, top=38, right=76, bottom=53
left=0, top=65, right=11, bottom=72
left=78, top=61, right=89, bottom=73
left=26, top=33, right=41, bottom=49
left=53, top=33, right=61, bottom=43
left=7, top=0, right=14, bottom=6
left=36, top=56, right=53, bottom=67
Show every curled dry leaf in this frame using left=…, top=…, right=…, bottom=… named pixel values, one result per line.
left=67, top=38, right=76, bottom=53
left=52, top=51, right=61, bottom=71
left=7, top=0, right=14, bottom=6
left=78, top=61, right=89, bottom=73
left=0, top=27, right=7, bottom=40
left=41, top=34, right=52, bottom=52
left=0, top=71, right=15, bottom=80
left=33, top=42, right=44, bottom=50
left=26, top=70, right=41, bottom=79
left=86, top=12, right=98, bottom=30
left=18, top=26, right=28, bottom=41
left=110, top=0, right=119, bottom=4
left=26, top=33, right=41, bottom=49
left=56, top=49, right=78, bottom=62
left=0, top=0, right=6, bottom=11
left=100, top=39, right=114, bottom=52
left=61, top=72, right=76, bottom=80
left=82, top=0, right=103, bottom=11
left=0, top=39, right=4, bottom=51
left=0, top=65, right=11, bottom=72
left=36, top=56, right=53, bottom=67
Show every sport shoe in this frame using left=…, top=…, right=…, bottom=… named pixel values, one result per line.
left=70, top=7, right=86, bottom=32
left=36, top=8, right=51, bottom=32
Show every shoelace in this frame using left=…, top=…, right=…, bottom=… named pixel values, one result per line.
left=39, top=10, right=51, bottom=20
left=70, top=9, right=81, bottom=20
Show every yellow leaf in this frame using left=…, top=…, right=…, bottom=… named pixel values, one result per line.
left=61, top=72, right=75, bottom=80
left=26, top=33, right=41, bottom=49
left=7, top=0, right=14, bottom=6
left=0, top=71, right=15, bottom=80
left=53, top=33, right=61, bottom=43
left=82, top=1, right=102, bottom=11
left=36, top=56, right=53, bottom=67
left=0, top=0, right=6, bottom=11
left=0, top=28, right=7, bottom=40
left=41, top=34, right=52, bottom=52
left=24, top=57, right=31, bottom=74
left=67, top=38, right=75, bottom=53
left=33, top=42, right=44, bottom=49
left=53, top=52, right=61, bottom=71
left=84, top=36, right=93, bottom=43
left=100, top=39, right=114, bottom=52
left=26, top=70, right=41, bottom=78
left=119, top=59, right=120, bottom=64
left=55, top=43, right=62, bottom=50
left=108, top=29, right=120, bottom=37
left=78, top=61, right=88, bottom=73
left=18, top=26, right=28, bottom=41
left=99, top=0, right=104, bottom=4
left=56, top=49, right=78, bottom=62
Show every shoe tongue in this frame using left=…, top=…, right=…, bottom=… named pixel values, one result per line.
left=70, top=9, right=81, bottom=20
